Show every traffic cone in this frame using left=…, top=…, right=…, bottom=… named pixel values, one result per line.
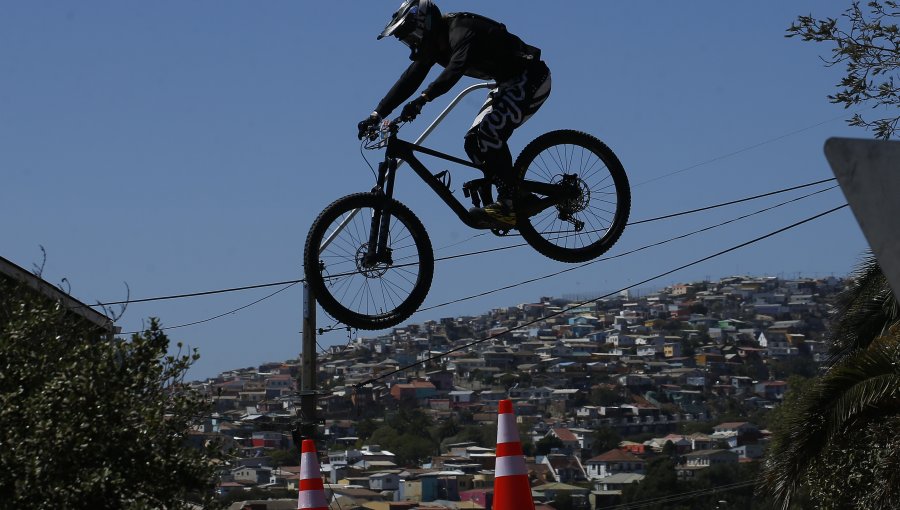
left=493, top=399, right=535, bottom=510
left=298, top=439, right=328, bottom=510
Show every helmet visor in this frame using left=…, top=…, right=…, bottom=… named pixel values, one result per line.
left=378, top=2, right=418, bottom=40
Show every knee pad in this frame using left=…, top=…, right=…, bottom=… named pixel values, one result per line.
left=464, top=131, right=484, bottom=165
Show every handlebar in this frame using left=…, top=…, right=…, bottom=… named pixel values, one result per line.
left=362, top=117, right=406, bottom=150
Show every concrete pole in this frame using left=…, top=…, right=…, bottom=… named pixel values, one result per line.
left=299, top=282, right=317, bottom=440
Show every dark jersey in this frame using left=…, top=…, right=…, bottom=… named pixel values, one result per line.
left=375, top=13, right=541, bottom=117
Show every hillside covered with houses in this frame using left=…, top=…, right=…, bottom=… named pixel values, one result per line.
left=191, top=275, right=842, bottom=509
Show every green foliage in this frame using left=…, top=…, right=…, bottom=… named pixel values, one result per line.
left=551, top=491, right=576, bottom=510
left=623, top=460, right=776, bottom=510
left=355, top=418, right=379, bottom=442
left=760, top=255, right=900, bottom=509
left=436, top=417, right=462, bottom=440
left=268, top=447, right=301, bottom=467
left=761, top=333, right=900, bottom=508
left=787, top=1, right=900, bottom=139
left=770, top=354, right=820, bottom=379
left=621, top=456, right=678, bottom=509
left=365, top=407, right=439, bottom=466
left=535, top=435, right=564, bottom=455
left=0, top=280, right=221, bottom=509
left=679, top=420, right=714, bottom=436
left=589, top=385, right=624, bottom=407
left=440, top=422, right=496, bottom=451
left=661, top=440, right=677, bottom=457
left=828, top=252, right=900, bottom=360
left=590, top=426, right=622, bottom=456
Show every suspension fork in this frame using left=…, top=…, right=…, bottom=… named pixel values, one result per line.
left=365, top=157, right=398, bottom=266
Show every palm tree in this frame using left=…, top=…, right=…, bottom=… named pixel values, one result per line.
left=761, top=254, right=900, bottom=509
left=828, top=253, right=900, bottom=360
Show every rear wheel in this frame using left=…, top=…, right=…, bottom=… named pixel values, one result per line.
left=303, top=193, right=434, bottom=330
left=514, top=130, right=630, bottom=263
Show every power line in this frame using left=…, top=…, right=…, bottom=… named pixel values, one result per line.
left=348, top=204, right=848, bottom=388
left=628, top=178, right=836, bottom=225
left=607, top=479, right=758, bottom=510
left=90, top=278, right=304, bottom=308
left=417, top=185, right=839, bottom=314
left=429, top=177, right=838, bottom=263
left=325, top=177, right=839, bottom=280
left=631, top=109, right=856, bottom=188
left=117, top=282, right=300, bottom=336
left=89, top=178, right=834, bottom=310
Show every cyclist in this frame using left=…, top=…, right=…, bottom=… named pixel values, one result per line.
left=358, top=0, right=551, bottom=227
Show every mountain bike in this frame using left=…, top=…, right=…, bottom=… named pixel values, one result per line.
left=304, top=118, right=630, bottom=330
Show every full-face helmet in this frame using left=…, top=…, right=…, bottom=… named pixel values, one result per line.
left=378, top=0, right=442, bottom=50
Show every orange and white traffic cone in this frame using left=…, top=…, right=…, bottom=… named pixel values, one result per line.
left=493, top=399, right=535, bottom=510
left=298, top=439, right=328, bottom=510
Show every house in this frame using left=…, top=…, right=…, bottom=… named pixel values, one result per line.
left=215, top=481, right=247, bottom=497
left=251, top=431, right=287, bottom=449
left=390, top=380, right=437, bottom=402
left=619, top=441, right=649, bottom=456
left=594, top=472, right=645, bottom=492
left=688, top=433, right=719, bottom=451
left=663, top=342, right=683, bottom=358
left=232, top=466, right=272, bottom=485
left=532, top=482, right=591, bottom=506
left=448, top=390, right=476, bottom=406
left=675, top=449, right=739, bottom=481
left=758, top=332, right=799, bottom=357
left=646, top=434, right=691, bottom=454
left=754, top=380, right=788, bottom=400
left=681, top=449, right=739, bottom=468
left=542, top=454, right=588, bottom=483
left=731, top=444, right=765, bottom=459
left=548, top=428, right=581, bottom=454
left=585, top=449, right=646, bottom=479
left=459, top=488, right=493, bottom=510
left=0, top=255, right=118, bottom=336
left=369, top=472, right=401, bottom=491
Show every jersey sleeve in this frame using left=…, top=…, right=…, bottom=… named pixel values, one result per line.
left=421, top=25, right=475, bottom=100
left=375, top=58, right=434, bottom=117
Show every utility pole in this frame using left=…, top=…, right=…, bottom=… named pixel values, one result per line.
left=295, top=283, right=318, bottom=445
left=290, top=81, right=495, bottom=449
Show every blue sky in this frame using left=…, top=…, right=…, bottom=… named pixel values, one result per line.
left=1, top=1, right=870, bottom=380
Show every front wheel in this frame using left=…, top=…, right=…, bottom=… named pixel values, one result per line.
left=514, top=130, right=631, bottom=263
left=303, top=193, right=434, bottom=330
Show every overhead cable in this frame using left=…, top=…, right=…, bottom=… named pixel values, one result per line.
left=348, top=204, right=848, bottom=388
left=117, top=281, right=299, bottom=336
left=631, top=108, right=856, bottom=187
left=428, top=177, right=839, bottom=264
left=607, top=479, right=758, bottom=510
left=417, top=185, right=838, bottom=313
left=90, top=178, right=834, bottom=308
left=324, top=178, right=840, bottom=280
left=90, top=278, right=304, bottom=308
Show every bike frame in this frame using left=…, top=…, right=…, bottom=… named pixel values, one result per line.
left=377, top=135, right=563, bottom=229
left=320, top=82, right=494, bottom=252
left=364, top=129, right=573, bottom=267
left=325, top=82, right=576, bottom=267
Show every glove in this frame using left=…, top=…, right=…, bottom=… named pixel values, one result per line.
left=400, top=95, right=429, bottom=122
left=358, top=112, right=381, bottom=140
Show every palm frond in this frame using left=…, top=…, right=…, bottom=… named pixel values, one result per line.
left=828, top=252, right=900, bottom=363
left=762, top=334, right=900, bottom=508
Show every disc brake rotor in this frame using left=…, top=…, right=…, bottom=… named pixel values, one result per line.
left=355, top=245, right=391, bottom=278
